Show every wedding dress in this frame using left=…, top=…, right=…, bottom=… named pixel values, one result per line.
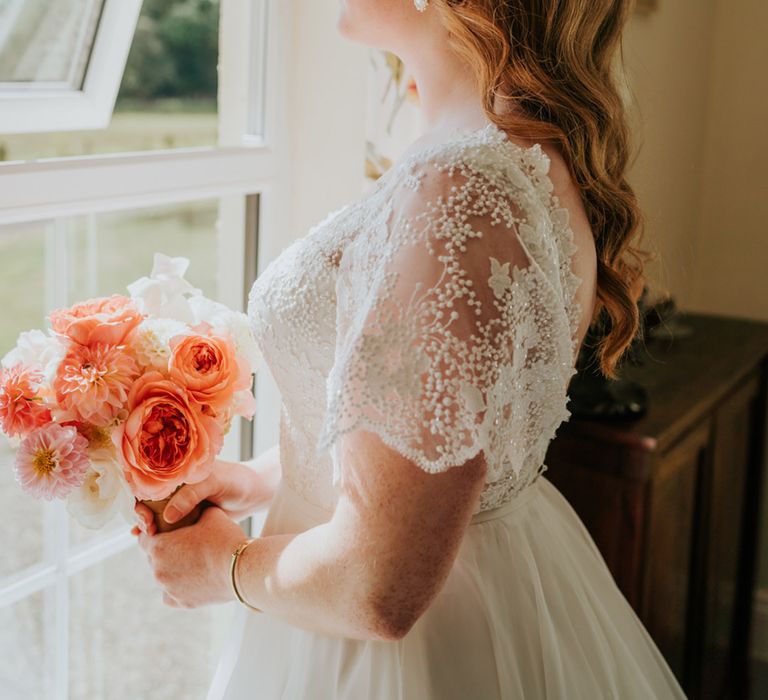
left=207, top=123, right=687, bottom=699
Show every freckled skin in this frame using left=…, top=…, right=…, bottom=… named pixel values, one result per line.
left=329, top=427, right=488, bottom=638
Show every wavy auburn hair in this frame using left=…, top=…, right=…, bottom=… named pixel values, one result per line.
left=434, top=0, right=650, bottom=379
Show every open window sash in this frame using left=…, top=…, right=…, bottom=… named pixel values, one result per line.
left=0, top=0, right=141, bottom=134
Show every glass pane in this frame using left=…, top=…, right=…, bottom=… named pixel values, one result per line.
left=0, top=0, right=104, bottom=86
left=0, top=589, right=54, bottom=699
left=65, top=199, right=220, bottom=546
left=70, top=547, right=221, bottom=699
left=69, top=200, right=220, bottom=303
left=0, top=222, right=47, bottom=578
left=0, top=0, right=220, bottom=161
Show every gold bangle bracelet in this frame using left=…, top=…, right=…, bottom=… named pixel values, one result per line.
left=230, top=538, right=263, bottom=613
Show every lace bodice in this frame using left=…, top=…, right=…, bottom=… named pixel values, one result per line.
left=247, top=122, right=584, bottom=515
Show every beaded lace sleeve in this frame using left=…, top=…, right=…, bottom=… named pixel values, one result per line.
left=315, top=145, right=578, bottom=488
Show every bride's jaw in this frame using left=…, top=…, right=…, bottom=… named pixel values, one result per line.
left=335, top=0, right=428, bottom=53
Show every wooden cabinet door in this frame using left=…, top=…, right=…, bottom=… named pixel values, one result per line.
left=643, top=419, right=711, bottom=688
left=700, top=375, right=760, bottom=699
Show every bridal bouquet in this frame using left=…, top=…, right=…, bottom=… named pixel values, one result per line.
left=0, top=254, right=260, bottom=532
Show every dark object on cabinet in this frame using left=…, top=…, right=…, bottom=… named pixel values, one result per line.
left=545, top=312, right=768, bottom=700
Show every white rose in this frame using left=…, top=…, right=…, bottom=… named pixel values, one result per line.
left=2, top=329, right=67, bottom=382
left=126, top=253, right=202, bottom=323
left=66, top=455, right=134, bottom=530
left=128, top=317, right=192, bottom=371
left=225, top=311, right=262, bottom=373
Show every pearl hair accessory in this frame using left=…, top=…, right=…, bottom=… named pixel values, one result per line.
left=414, top=0, right=428, bottom=11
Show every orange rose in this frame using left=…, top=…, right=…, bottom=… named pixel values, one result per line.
left=168, top=332, right=252, bottom=413
left=111, top=371, right=223, bottom=501
left=49, top=295, right=144, bottom=347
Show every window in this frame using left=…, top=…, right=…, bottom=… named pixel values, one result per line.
left=0, top=1, right=291, bottom=697
left=0, top=0, right=221, bottom=160
left=0, top=0, right=141, bottom=134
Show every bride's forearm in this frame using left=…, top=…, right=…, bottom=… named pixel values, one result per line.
left=243, top=442, right=280, bottom=473
left=230, top=522, right=390, bottom=642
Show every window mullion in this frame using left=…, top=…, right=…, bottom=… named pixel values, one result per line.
left=43, top=220, right=72, bottom=700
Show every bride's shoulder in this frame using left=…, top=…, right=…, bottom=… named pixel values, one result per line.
left=376, top=125, right=553, bottom=223
left=388, top=124, right=552, bottom=196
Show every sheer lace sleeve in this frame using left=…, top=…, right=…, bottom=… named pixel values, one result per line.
left=315, top=143, right=578, bottom=487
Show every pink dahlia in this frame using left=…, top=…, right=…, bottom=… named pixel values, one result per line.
left=0, top=364, right=53, bottom=438
left=14, top=423, right=90, bottom=500
left=53, top=343, right=140, bottom=427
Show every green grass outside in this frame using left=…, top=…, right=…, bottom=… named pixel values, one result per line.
left=0, top=102, right=218, bottom=162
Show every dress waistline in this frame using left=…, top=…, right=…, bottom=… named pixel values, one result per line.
left=469, top=476, right=542, bottom=524
left=275, top=473, right=542, bottom=528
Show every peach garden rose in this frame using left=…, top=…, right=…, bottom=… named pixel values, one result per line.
left=168, top=326, right=253, bottom=415
left=112, top=371, right=224, bottom=501
left=49, top=294, right=144, bottom=347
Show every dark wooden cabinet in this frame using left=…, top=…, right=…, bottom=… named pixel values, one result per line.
left=544, top=312, right=768, bottom=699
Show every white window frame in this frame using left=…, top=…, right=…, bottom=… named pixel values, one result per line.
left=0, top=1, right=292, bottom=697
left=0, top=0, right=142, bottom=134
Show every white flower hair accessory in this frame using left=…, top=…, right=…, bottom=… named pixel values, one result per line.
left=414, top=0, right=428, bottom=11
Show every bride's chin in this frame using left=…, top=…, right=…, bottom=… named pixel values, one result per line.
left=336, top=1, right=401, bottom=52
left=336, top=7, right=362, bottom=43
left=336, top=2, right=371, bottom=43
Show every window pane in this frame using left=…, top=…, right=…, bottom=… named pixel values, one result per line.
left=0, top=0, right=104, bottom=86
left=0, top=0, right=220, bottom=161
left=68, top=200, right=220, bottom=303
left=0, top=222, right=47, bottom=578
left=0, top=589, right=53, bottom=699
left=70, top=547, right=222, bottom=699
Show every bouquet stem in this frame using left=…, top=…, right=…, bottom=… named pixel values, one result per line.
left=141, top=487, right=204, bottom=533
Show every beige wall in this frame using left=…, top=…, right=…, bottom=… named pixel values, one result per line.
left=621, top=0, right=718, bottom=309
left=692, top=0, right=768, bottom=321
left=623, top=0, right=768, bottom=322
left=288, top=0, right=368, bottom=242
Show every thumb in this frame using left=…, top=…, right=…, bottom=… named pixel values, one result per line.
left=164, top=480, right=211, bottom=524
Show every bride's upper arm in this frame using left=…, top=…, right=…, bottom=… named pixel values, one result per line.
left=328, top=427, right=488, bottom=641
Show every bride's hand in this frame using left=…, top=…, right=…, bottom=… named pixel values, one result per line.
left=132, top=457, right=275, bottom=536
left=136, top=504, right=248, bottom=608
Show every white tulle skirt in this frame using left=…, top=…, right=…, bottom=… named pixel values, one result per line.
left=207, top=474, right=687, bottom=699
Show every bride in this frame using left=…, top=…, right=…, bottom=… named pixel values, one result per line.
left=133, top=1, right=688, bottom=697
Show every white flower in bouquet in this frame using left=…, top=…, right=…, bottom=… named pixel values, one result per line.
left=224, top=311, right=262, bottom=374
left=66, top=449, right=135, bottom=530
left=127, top=253, right=202, bottom=324
left=129, top=317, right=193, bottom=371
left=1, top=329, right=66, bottom=382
